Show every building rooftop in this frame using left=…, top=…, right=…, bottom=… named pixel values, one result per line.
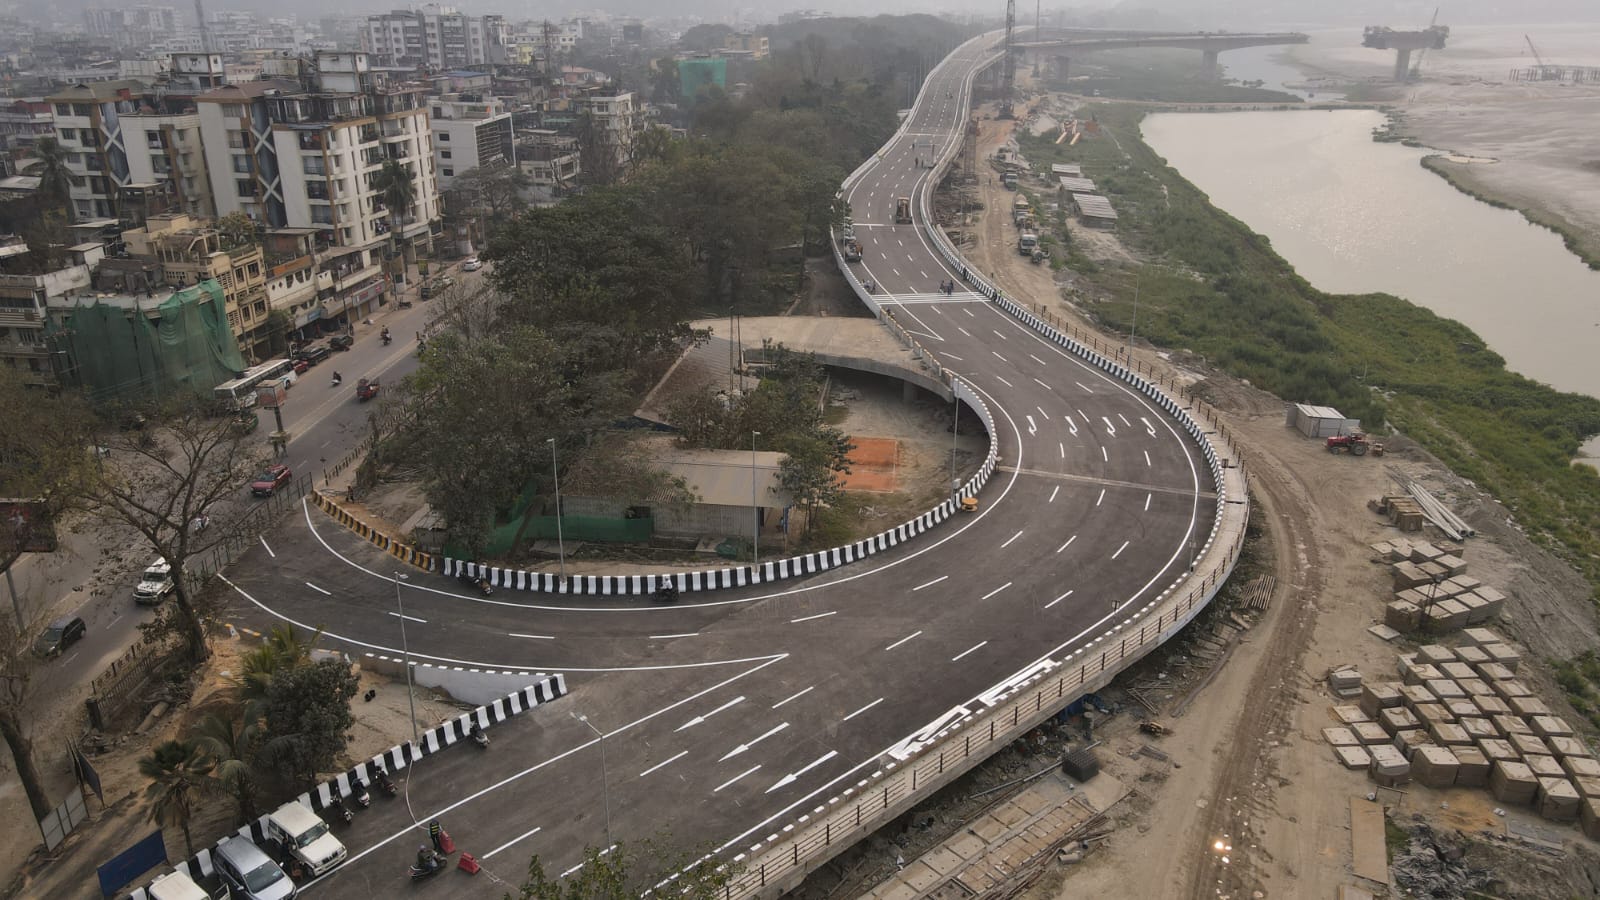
left=653, top=448, right=791, bottom=509
left=195, top=79, right=300, bottom=101
left=1058, top=175, right=1097, bottom=193
left=1071, top=192, right=1119, bottom=219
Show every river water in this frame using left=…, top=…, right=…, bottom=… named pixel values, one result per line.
left=1141, top=110, right=1600, bottom=405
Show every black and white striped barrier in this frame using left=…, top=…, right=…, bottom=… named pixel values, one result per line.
left=123, top=676, right=566, bottom=900
left=442, top=381, right=1000, bottom=598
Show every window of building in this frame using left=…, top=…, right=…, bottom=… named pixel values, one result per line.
left=221, top=103, right=245, bottom=118
left=437, top=131, right=449, bottom=141
left=55, top=103, right=70, bottom=116
left=441, top=167, right=452, bottom=177
left=227, top=130, right=247, bottom=149
left=232, top=154, right=251, bottom=173
left=73, top=104, right=94, bottom=117
left=440, top=149, right=451, bottom=159
left=236, top=178, right=254, bottom=196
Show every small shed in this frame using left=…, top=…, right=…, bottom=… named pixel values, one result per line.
left=1050, top=163, right=1083, bottom=177
left=566, top=448, right=792, bottom=542
left=1287, top=403, right=1361, bottom=438
left=1070, top=192, right=1119, bottom=228
left=1057, top=175, right=1097, bottom=193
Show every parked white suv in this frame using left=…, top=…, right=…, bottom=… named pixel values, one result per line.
left=133, top=559, right=175, bottom=606
left=267, top=801, right=346, bottom=877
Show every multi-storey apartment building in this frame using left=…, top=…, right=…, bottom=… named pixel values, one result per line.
left=83, top=6, right=179, bottom=48
left=574, top=90, right=637, bottom=172
left=197, top=52, right=439, bottom=258
left=428, top=93, right=513, bottom=186
left=119, top=213, right=272, bottom=357
left=120, top=113, right=214, bottom=219
left=46, top=80, right=145, bottom=222
left=364, top=6, right=508, bottom=70
left=0, top=242, right=99, bottom=387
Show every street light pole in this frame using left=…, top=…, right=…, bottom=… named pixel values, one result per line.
left=548, top=438, right=565, bottom=579
left=1128, top=270, right=1140, bottom=355
left=950, top=378, right=960, bottom=500
left=751, top=431, right=761, bottom=567
left=393, top=571, right=419, bottom=747
left=572, top=713, right=612, bottom=847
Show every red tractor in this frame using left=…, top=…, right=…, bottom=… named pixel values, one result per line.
left=1326, top=432, right=1371, bottom=456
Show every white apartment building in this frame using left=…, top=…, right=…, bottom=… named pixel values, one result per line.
left=364, top=6, right=508, bottom=70
left=47, top=80, right=145, bottom=221
left=197, top=53, right=439, bottom=255
left=121, top=112, right=214, bottom=219
left=428, top=94, right=513, bottom=187
left=83, top=6, right=178, bottom=47
left=574, top=90, right=638, bottom=171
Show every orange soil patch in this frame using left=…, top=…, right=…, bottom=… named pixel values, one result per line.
left=839, top=437, right=899, bottom=492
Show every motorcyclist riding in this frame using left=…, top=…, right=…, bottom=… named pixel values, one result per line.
left=331, top=371, right=343, bottom=386
left=417, top=845, right=438, bottom=871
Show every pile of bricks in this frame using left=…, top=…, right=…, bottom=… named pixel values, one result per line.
left=1372, top=539, right=1507, bottom=634
left=1321, top=628, right=1600, bottom=839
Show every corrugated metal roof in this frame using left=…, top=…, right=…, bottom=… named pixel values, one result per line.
left=1058, top=176, right=1097, bottom=192
left=1071, top=193, right=1119, bottom=219
left=656, top=448, right=791, bottom=508
left=1050, top=163, right=1083, bottom=176
left=1294, top=403, right=1345, bottom=419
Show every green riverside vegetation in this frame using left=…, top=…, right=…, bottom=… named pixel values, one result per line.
left=1017, top=104, right=1600, bottom=604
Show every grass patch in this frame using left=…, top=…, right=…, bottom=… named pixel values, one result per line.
left=1019, top=103, right=1600, bottom=606
left=1384, top=817, right=1411, bottom=863
left=1552, top=652, right=1600, bottom=732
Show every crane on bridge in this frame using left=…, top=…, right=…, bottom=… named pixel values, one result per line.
left=1410, top=7, right=1440, bottom=78
left=1524, top=34, right=1547, bottom=69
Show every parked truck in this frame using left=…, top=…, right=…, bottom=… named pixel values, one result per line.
left=1001, top=172, right=1019, bottom=190
left=894, top=197, right=913, bottom=224
left=1018, top=233, right=1039, bottom=256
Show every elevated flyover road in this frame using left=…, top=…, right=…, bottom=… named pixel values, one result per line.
left=215, top=33, right=1233, bottom=900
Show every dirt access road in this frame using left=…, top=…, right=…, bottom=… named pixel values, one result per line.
left=955, top=105, right=1600, bottom=899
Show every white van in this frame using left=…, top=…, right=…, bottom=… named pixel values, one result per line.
left=147, top=869, right=212, bottom=900
left=266, top=801, right=346, bottom=877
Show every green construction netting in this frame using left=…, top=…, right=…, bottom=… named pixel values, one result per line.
left=51, top=279, right=247, bottom=406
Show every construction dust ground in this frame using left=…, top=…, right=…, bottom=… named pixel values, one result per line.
left=793, top=99, right=1600, bottom=900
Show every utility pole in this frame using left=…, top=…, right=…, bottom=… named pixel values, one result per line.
left=999, top=0, right=1017, bottom=119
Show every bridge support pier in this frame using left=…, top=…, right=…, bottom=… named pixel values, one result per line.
left=1201, top=49, right=1220, bottom=78
left=1392, top=48, right=1413, bottom=81
left=1051, top=54, right=1071, bottom=83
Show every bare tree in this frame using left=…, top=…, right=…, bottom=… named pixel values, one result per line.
left=0, top=603, right=58, bottom=821
left=91, top=402, right=267, bottom=663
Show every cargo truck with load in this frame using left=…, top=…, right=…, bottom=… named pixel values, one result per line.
left=1018, top=233, right=1039, bottom=255
left=894, top=197, right=913, bottom=224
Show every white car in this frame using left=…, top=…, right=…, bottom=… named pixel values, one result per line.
left=461, top=258, right=483, bottom=272
left=134, top=558, right=176, bottom=605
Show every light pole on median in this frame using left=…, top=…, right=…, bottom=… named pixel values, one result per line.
left=572, top=712, right=612, bottom=847
left=751, top=431, right=761, bottom=567
left=950, top=377, right=960, bottom=501
left=393, top=571, right=419, bottom=747
left=548, top=438, right=565, bottom=579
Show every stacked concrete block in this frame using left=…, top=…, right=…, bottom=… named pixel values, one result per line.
left=1583, top=798, right=1600, bottom=841
left=1537, top=778, right=1582, bottom=823
left=1418, top=645, right=1456, bottom=666
left=1475, top=695, right=1511, bottom=718
left=1385, top=600, right=1422, bottom=631
left=1353, top=722, right=1391, bottom=746
left=1474, top=588, right=1509, bottom=620
left=1449, top=574, right=1484, bottom=594
left=1396, top=588, right=1432, bottom=606
left=1478, top=739, right=1519, bottom=765
left=1335, top=744, right=1373, bottom=769
left=1509, top=733, right=1550, bottom=758
left=1435, top=554, right=1468, bottom=577
left=1460, top=626, right=1500, bottom=647
left=1419, top=562, right=1452, bottom=582
left=1401, top=684, right=1436, bottom=709
left=1562, top=757, right=1600, bottom=781
left=1369, top=744, right=1412, bottom=787
left=1359, top=682, right=1404, bottom=719
left=1333, top=705, right=1369, bottom=726
left=1454, top=645, right=1491, bottom=666
left=1509, top=696, right=1551, bottom=719
left=1495, top=715, right=1534, bottom=738
left=1427, top=679, right=1467, bottom=702
left=1526, top=755, right=1565, bottom=780
left=1425, top=598, right=1471, bottom=631
left=1444, top=699, right=1480, bottom=719
left=1392, top=562, right=1432, bottom=590
left=1459, top=717, right=1497, bottom=742
left=1546, top=736, right=1590, bottom=760
left=1457, top=678, right=1492, bottom=698
left=1573, top=776, right=1600, bottom=800
left=1454, top=747, right=1491, bottom=787
left=1531, top=715, right=1573, bottom=740
left=1490, top=760, right=1539, bottom=805
left=1379, top=707, right=1421, bottom=736
left=1409, top=542, right=1446, bottom=564
left=1440, top=661, right=1476, bottom=682
left=1429, top=722, right=1473, bottom=748
left=1328, top=667, right=1363, bottom=698
left=1394, top=730, right=1432, bottom=759
left=1399, top=656, right=1444, bottom=685
left=1457, top=593, right=1493, bottom=624
left=1413, top=746, right=1461, bottom=788
left=1414, top=703, right=1454, bottom=730
left=1323, top=726, right=1360, bottom=747
left=1476, top=662, right=1515, bottom=682
left=1492, top=679, right=1533, bottom=701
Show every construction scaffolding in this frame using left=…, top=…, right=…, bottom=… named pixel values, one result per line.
left=50, top=279, right=247, bottom=407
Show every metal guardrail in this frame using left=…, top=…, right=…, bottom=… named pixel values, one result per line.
left=724, top=33, right=1253, bottom=898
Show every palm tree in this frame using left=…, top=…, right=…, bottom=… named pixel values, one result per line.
left=234, top=624, right=320, bottom=704
left=374, top=159, right=415, bottom=281
left=139, top=739, right=217, bottom=859
left=192, top=711, right=262, bottom=824
left=31, top=136, right=74, bottom=216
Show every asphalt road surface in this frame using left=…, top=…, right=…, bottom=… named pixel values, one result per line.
left=218, top=37, right=1220, bottom=897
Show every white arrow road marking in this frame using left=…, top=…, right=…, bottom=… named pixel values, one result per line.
left=1064, top=416, right=1078, bottom=436
left=842, top=698, right=884, bottom=722
left=676, top=696, right=745, bottom=732
left=1101, top=417, right=1117, bottom=437
left=1045, top=590, right=1074, bottom=609
left=772, top=687, right=813, bottom=709
left=1141, top=416, right=1157, bottom=437
left=913, top=575, right=948, bottom=591
left=1026, top=414, right=1037, bottom=435
left=721, top=722, right=790, bottom=761
left=388, top=611, right=426, bottom=624
left=483, top=826, right=541, bottom=859
left=1058, top=535, right=1078, bottom=553
left=306, top=582, right=331, bottom=596
left=952, top=641, right=988, bottom=662
left=260, top=537, right=276, bottom=558
left=714, top=765, right=761, bottom=793
left=767, top=750, right=839, bottom=793
left=1112, top=540, right=1130, bottom=559
left=885, top=631, right=922, bottom=651
left=639, top=751, right=688, bottom=778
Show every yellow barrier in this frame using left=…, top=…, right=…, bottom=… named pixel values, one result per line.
left=313, top=490, right=436, bottom=573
